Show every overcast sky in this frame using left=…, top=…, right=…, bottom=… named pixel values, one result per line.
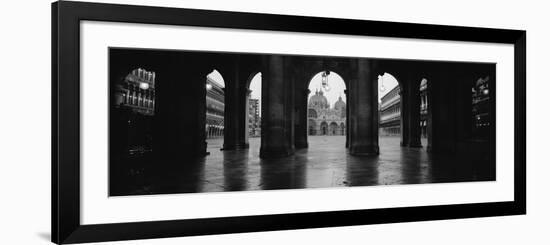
left=207, top=70, right=399, bottom=117
left=308, top=72, right=346, bottom=107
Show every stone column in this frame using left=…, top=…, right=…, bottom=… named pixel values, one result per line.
left=223, top=67, right=249, bottom=150
left=260, top=55, right=295, bottom=158
left=426, top=66, right=457, bottom=154
left=348, top=59, right=379, bottom=156
left=222, top=78, right=239, bottom=150
left=295, top=88, right=310, bottom=149
left=426, top=82, right=433, bottom=152
left=407, top=77, right=422, bottom=148
left=399, top=81, right=409, bottom=147
left=153, top=57, right=209, bottom=163
left=344, top=89, right=349, bottom=148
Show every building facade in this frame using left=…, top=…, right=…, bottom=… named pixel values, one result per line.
left=379, top=85, right=401, bottom=136
left=112, top=68, right=156, bottom=155
left=114, top=68, right=156, bottom=115
left=307, top=89, right=346, bottom=136
left=472, top=76, right=491, bottom=139
left=248, top=98, right=261, bottom=137
left=379, top=79, right=429, bottom=137
left=205, top=76, right=225, bottom=139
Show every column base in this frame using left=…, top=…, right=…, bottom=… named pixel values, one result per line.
left=222, top=143, right=249, bottom=151
left=349, top=145, right=379, bottom=156
left=295, top=141, right=308, bottom=149
left=196, top=141, right=208, bottom=156
left=260, top=147, right=294, bottom=159
left=408, top=141, right=422, bottom=148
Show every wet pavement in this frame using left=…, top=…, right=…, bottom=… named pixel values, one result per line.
left=112, top=136, right=494, bottom=195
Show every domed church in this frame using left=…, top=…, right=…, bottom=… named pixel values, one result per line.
left=307, top=89, right=346, bottom=136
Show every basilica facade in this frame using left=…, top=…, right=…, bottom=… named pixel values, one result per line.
left=307, top=89, right=346, bottom=136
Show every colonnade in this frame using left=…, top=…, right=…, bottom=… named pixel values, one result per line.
left=110, top=48, right=495, bottom=164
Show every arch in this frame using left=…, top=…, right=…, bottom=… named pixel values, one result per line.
left=247, top=72, right=262, bottom=139
left=308, top=108, right=317, bottom=118
left=303, top=69, right=348, bottom=147
left=329, top=122, right=339, bottom=135
left=378, top=72, right=403, bottom=146
left=378, top=72, right=399, bottom=96
left=246, top=71, right=262, bottom=90
left=308, top=119, right=317, bottom=135
left=207, top=69, right=225, bottom=88
left=307, top=71, right=347, bottom=105
left=320, top=121, right=328, bottom=135
left=298, top=59, right=353, bottom=89
left=205, top=69, right=225, bottom=145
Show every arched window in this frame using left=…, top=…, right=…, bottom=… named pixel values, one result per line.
left=308, top=108, right=318, bottom=118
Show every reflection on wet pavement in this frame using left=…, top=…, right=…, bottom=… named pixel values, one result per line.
left=113, top=136, right=495, bottom=195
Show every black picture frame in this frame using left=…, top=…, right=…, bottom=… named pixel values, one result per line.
left=52, top=1, right=526, bottom=244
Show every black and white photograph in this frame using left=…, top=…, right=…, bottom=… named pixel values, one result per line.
left=109, top=48, right=496, bottom=196
left=5, top=0, right=549, bottom=244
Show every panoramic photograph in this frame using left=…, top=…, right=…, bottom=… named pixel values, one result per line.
left=108, top=48, right=496, bottom=196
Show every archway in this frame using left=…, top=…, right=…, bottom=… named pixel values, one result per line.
left=247, top=72, right=262, bottom=151
left=306, top=70, right=347, bottom=146
left=205, top=69, right=225, bottom=150
left=329, top=122, right=338, bottom=135
left=320, top=121, right=328, bottom=135
left=378, top=72, right=401, bottom=148
left=308, top=119, right=317, bottom=135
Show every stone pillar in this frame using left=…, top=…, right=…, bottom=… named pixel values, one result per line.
left=426, top=80, right=434, bottom=152
left=348, top=59, right=379, bottom=156
left=194, top=72, right=208, bottom=156
left=260, top=55, right=295, bottom=158
left=344, top=89, right=349, bottom=148
left=295, top=88, right=310, bottom=149
left=153, top=57, right=209, bottom=163
left=427, top=66, right=457, bottom=154
left=223, top=67, right=249, bottom=150
left=407, top=77, right=422, bottom=148
left=399, top=81, right=409, bottom=147
left=223, top=79, right=239, bottom=150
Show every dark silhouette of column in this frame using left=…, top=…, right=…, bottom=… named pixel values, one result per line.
left=455, top=74, right=474, bottom=143
left=223, top=76, right=242, bottom=150
left=260, top=55, right=295, bottom=158
left=223, top=63, right=249, bottom=150
left=295, top=88, right=310, bottom=149
left=349, top=59, right=379, bottom=156
left=407, top=77, right=422, bottom=148
left=426, top=80, right=433, bottom=152
left=151, top=51, right=210, bottom=168
left=344, top=89, right=350, bottom=148
left=426, top=65, right=457, bottom=154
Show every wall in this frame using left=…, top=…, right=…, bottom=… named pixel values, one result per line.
left=0, top=0, right=547, bottom=244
